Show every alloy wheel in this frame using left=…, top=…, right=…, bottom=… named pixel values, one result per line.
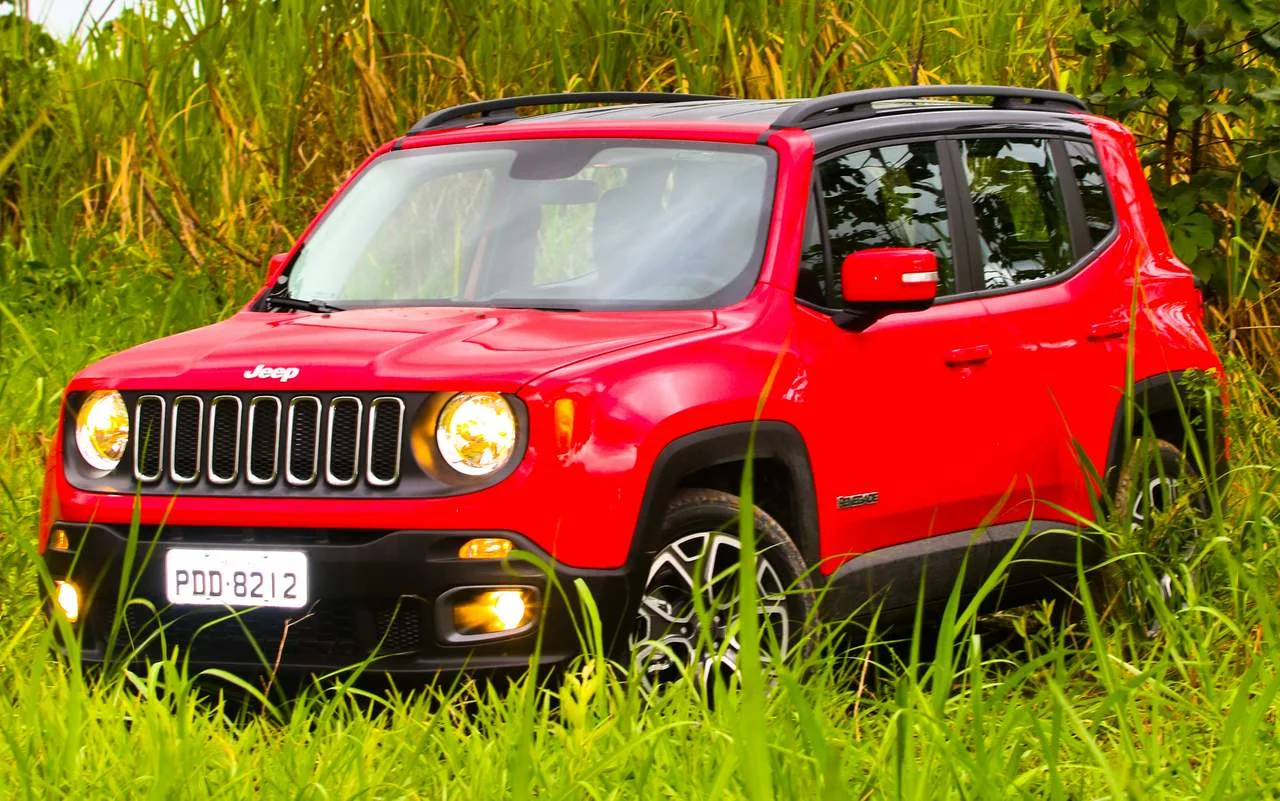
left=630, top=531, right=792, bottom=691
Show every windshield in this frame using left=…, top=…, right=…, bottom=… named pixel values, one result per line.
left=283, top=140, right=775, bottom=310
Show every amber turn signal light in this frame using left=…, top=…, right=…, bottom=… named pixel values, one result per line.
left=50, top=528, right=70, bottom=551
left=458, top=537, right=513, bottom=560
left=554, top=397, right=575, bottom=451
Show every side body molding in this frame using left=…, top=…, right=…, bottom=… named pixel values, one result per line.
left=821, top=519, right=1103, bottom=625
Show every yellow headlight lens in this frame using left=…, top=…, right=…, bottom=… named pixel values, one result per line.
left=75, top=390, right=130, bottom=472
left=435, top=393, right=517, bottom=476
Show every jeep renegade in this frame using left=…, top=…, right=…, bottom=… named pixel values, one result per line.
left=40, top=86, right=1225, bottom=684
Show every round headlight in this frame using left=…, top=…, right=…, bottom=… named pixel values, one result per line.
left=435, top=393, right=518, bottom=476
left=75, top=390, right=130, bottom=472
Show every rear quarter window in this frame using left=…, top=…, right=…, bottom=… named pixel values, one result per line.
left=1063, top=140, right=1117, bottom=248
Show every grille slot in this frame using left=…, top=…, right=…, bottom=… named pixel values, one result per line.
left=366, top=397, right=404, bottom=487
left=106, top=600, right=418, bottom=663
left=133, top=395, right=165, bottom=482
left=246, top=397, right=282, bottom=485
left=325, top=397, right=363, bottom=487
left=286, top=397, right=322, bottom=486
left=206, top=396, right=242, bottom=484
left=169, top=396, right=204, bottom=484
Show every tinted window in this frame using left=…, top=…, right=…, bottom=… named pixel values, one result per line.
left=1063, top=140, right=1116, bottom=248
left=796, top=194, right=827, bottom=305
left=818, top=142, right=955, bottom=297
left=959, top=138, right=1074, bottom=289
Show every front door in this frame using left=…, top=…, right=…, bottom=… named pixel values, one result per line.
left=793, top=139, right=1032, bottom=570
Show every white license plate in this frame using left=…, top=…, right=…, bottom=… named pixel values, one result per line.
left=165, top=548, right=308, bottom=608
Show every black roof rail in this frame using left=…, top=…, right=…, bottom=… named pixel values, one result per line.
left=768, top=84, right=1088, bottom=131
left=407, top=91, right=731, bottom=134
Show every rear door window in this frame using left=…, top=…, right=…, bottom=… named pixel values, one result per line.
left=957, top=138, right=1074, bottom=290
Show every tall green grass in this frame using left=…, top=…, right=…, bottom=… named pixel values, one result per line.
left=1, top=277, right=1280, bottom=796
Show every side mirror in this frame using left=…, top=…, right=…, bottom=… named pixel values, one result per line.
left=263, top=251, right=290, bottom=290
left=837, top=247, right=938, bottom=330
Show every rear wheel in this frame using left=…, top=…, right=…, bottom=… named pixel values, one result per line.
left=1105, top=437, right=1208, bottom=636
left=629, top=489, right=813, bottom=691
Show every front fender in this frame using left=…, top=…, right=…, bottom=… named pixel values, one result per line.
left=521, top=289, right=807, bottom=569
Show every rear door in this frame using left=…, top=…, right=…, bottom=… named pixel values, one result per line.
left=951, top=135, right=1126, bottom=523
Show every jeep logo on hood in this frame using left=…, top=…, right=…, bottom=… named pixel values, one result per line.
left=244, top=364, right=300, bottom=382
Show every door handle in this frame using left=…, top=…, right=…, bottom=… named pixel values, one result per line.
left=944, top=344, right=993, bottom=367
left=1087, top=319, right=1130, bottom=341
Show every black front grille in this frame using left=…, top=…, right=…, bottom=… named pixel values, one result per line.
left=103, top=599, right=424, bottom=663
left=127, top=392, right=408, bottom=495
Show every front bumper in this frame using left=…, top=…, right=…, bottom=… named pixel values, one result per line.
left=43, top=522, right=635, bottom=678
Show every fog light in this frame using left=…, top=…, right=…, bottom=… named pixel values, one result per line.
left=54, top=580, right=80, bottom=623
left=458, top=537, right=513, bottom=560
left=51, top=528, right=70, bottom=551
left=451, top=589, right=535, bottom=636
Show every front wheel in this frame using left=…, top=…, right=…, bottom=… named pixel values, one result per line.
left=629, top=489, right=813, bottom=690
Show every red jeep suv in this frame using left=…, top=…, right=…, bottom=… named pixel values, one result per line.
left=40, top=86, right=1224, bottom=683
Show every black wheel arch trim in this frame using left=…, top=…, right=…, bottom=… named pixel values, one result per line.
left=628, top=421, right=820, bottom=575
left=1104, top=369, right=1227, bottom=498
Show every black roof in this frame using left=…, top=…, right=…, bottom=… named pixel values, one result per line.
left=406, top=86, right=1088, bottom=135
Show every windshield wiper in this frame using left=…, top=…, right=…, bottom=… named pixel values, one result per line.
left=488, top=303, right=582, bottom=313
left=264, top=295, right=346, bottom=313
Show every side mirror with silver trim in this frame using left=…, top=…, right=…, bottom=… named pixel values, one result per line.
left=836, top=247, right=939, bottom=331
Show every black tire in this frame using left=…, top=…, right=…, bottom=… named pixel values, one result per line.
left=1096, top=437, right=1207, bottom=636
left=629, top=488, right=814, bottom=690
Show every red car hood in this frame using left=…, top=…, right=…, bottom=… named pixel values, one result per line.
left=73, top=307, right=715, bottom=392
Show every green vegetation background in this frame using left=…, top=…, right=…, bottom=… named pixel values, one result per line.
left=1, top=0, right=1279, bottom=797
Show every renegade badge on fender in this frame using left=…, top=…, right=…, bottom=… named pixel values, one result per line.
left=40, top=87, right=1225, bottom=683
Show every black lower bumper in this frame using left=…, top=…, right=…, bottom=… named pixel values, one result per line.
left=43, top=522, right=636, bottom=679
